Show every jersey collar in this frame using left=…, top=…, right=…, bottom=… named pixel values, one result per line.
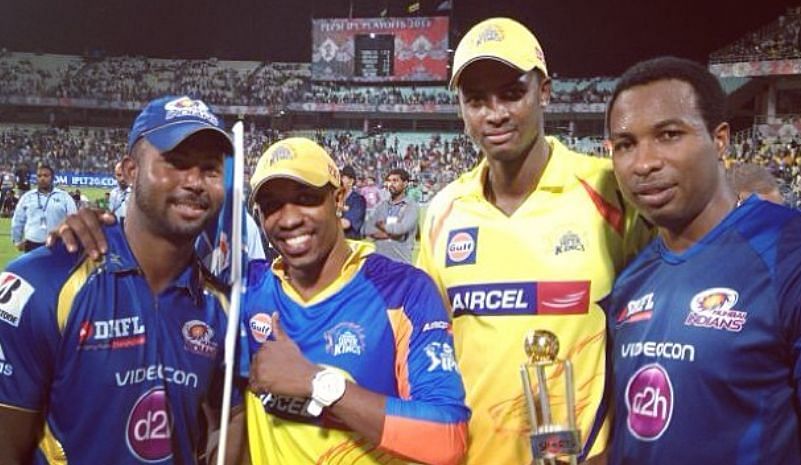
left=271, top=239, right=374, bottom=306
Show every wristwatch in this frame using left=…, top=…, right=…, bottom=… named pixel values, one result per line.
left=307, top=368, right=347, bottom=416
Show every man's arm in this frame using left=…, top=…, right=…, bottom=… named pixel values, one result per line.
left=363, top=202, right=387, bottom=238
left=248, top=267, right=471, bottom=464
left=342, top=193, right=366, bottom=237
left=45, top=207, right=116, bottom=260
left=382, top=201, right=419, bottom=239
left=0, top=407, right=41, bottom=464
left=10, top=192, right=27, bottom=248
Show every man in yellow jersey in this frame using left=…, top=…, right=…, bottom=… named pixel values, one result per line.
left=416, top=18, right=651, bottom=465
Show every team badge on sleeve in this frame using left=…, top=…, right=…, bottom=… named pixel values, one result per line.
left=0, top=272, right=35, bottom=327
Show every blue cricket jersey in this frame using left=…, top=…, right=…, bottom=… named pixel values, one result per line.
left=239, top=241, right=469, bottom=465
left=0, top=223, right=230, bottom=465
left=606, top=196, right=801, bottom=464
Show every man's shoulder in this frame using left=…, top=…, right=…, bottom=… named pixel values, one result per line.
left=427, top=166, right=482, bottom=212
left=4, top=243, right=89, bottom=296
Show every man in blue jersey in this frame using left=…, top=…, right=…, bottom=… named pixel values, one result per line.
left=0, top=95, right=238, bottom=465
left=241, top=137, right=469, bottom=465
left=605, top=56, right=801, bottom=464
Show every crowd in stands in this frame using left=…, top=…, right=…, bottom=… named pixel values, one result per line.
left=1, top=124, right=798, bottom=209
left=0, top=50, right=617, bottom=109
left=710, top=6, right=801, bottom=63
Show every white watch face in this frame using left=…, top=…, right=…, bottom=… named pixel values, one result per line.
left=313, top=369, right=346, bottom=406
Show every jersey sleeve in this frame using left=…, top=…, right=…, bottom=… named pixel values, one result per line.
left=379, top=270, right=469, bottom=465
left=776, top=216, right=801, bottom=405
left=0, top=253, right=63, bottom=411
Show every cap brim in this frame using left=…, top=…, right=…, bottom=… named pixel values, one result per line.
left=449, top=56, right=539, bottom=90
left=144, top=122, right=233, bottom=154
left=248, top=169, right=332, bottom=206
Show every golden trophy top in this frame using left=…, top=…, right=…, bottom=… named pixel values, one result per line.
left=524, top=329, right=559, bottom=364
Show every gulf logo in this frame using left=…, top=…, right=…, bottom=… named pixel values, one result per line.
left=445, top=227, right=478, bottom=267
left=249, top=313, right=273, bottom=343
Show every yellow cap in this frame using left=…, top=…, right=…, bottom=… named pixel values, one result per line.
left=249, top=137, right=341, bottom=204
left=450, top=17, right=548, bottom=90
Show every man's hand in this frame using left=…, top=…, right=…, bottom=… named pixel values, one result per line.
left=369, top=230, right=390, bottom=240
left=375, top=220, right=386, bottom=231
left=46, top=208, right=116, bottom=260
left=14, top=242, right=24, bottom=251
left=248, top=313, right=319, bottom=398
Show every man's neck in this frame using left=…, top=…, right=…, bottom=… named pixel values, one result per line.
left=124, top=209, right=195, bottom=295
left=287, top=238, right=352, bottom=301
left=661, top=183, right=738, bottom=253
left=484, top=136, right=551, bottom=216
left=38, top=187, right=52, bottom=194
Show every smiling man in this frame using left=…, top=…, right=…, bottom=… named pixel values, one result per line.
left=605, top=57, right=801, bottom=464
left=416, top=17, right=651, bottom=465
left=0, top=96, right=235, bottom=465
left=241, top=137, right=470, bottom=465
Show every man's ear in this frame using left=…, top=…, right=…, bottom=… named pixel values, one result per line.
left=121, top=155, right=137, bottom=187
left=712, top=122, right=731, bottom=161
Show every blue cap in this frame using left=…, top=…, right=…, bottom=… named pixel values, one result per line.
left=126, top=96, right=233, bottom=155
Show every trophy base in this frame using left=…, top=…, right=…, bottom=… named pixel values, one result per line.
left=530, top=427, right=581, bottom=460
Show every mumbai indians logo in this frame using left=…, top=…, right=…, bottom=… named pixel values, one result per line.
left=324, top=322, right=366, bottom=357
left=474, top=25, right=504, bottom=47
left=446, top=227, right=478, bottom=266
left=163, top=96, right=219, bottom=125
left=249, top=313, right=273, bottom=343
left=684, top=288, right=747, bottom=332
left=181, top=320, right=218, bottom=358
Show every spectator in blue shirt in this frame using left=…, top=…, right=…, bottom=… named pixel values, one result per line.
left=11, top=164, right=77, bottom=252
left=338, top=165, right=366, bottom=239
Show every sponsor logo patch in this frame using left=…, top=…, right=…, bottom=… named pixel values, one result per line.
left=324, top=322, right=366, bottom=357
left=249, top=313, right=273, bottom=343
left=445, top=227, right=478, bottom=266
left=163, top=96, right=218, bottom=125
left=182, top=320, right=219, bottom=358
left=0, top=342, right=13, bottom=377
left=625, top=363, right=673, bottom=441
left=126, top=388, right=173, bottom=462
left=424, top=342, right=458, bottom=372
left=617, top=292, right=655, bottom=326
left=684, top=288, right=746, bottom=332
left=78, top=317, right=147, bottom=350
left=447, top=281, right=590, bottom=317
left=0, top=272, right=34, bottom=327
left=422, top=320, right=451, bottom=333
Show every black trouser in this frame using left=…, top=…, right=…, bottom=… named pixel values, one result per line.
left=23, top=241, right=44, bottom=252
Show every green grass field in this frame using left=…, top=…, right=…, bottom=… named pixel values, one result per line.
left=0, top=187, right=110, bottom=270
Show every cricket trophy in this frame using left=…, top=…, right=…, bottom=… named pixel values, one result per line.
left=520, top=329, right=581, bottom=465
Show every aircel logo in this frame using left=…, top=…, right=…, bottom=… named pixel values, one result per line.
left=447, top=281, right=589, bottom=317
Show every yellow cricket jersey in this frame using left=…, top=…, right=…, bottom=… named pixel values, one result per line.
left=417, top=137, right=652, bottom=465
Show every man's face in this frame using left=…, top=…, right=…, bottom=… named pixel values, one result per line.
left=458, top=61, right=550, bottom=162
left=36, top=168, right=53, bottom=191
left=254, top=178, right=342, bottom=274
left=609, top=79, right=728, bottom=231
left=341, top=175, right=354, bottom=190
left=129, top=132, right=225, bottom=242
left=386, top=174, right=407, bottom=198
left=114, top=163, right=128, bottom=189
